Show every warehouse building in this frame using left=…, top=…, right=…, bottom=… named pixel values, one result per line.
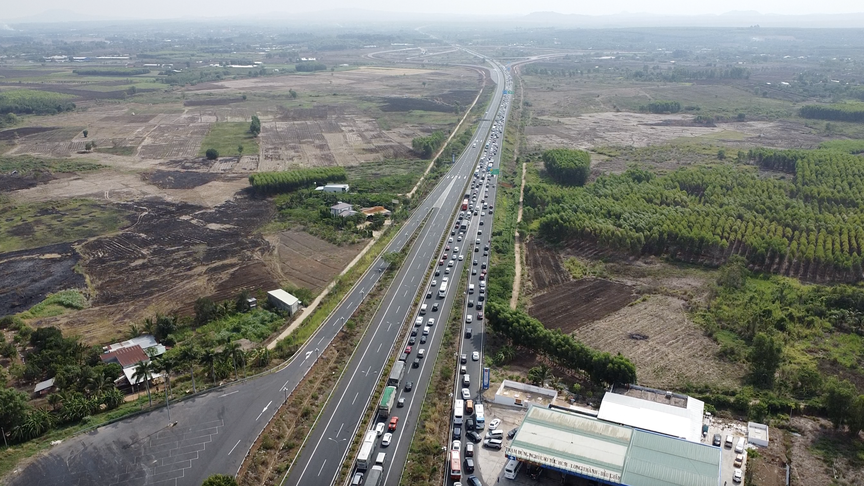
left=267, top=289, right=301, bottom=315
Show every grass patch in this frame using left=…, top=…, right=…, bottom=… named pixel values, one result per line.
left=563, top=256, right=606, bottom=279
left=345, top=159, right=429, bottom=194
left=191, top=308, right=284, bottom=344
left=197, top=122, right=259, bottom=157
left=95, top=146, right=137, bottom=156
left=0, top=155, right=103, bottom=174
left=18, top=289, right=88, bottom=319
left=0, top=198, right=132, bottom=253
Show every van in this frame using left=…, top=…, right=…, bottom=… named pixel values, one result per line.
left=504, top=459, right=522, bottom=479
left=466, top=399, right=474, bottom=415
left=463, top=375, right=470, bottom=387
left=475, top=404, right=485, bottom=429
left=468, top=284, right=475, bottom=294
left=725, top=435, right=734, bottom=448
left=487, top=429, right=504, bottom=439
left=420, top=304, right=427, bottom=314
left=735, top=437, right=746, bottom=453
left=375, top=452, right=386, bottom=466
left=418, top=349, right=425, bottom=359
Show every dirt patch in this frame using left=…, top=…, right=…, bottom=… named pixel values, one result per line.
left=183, top=98, right=245, bottom=107
left=264, top=230, right=366, bottom=293
left=379, top=96, right=454, bottom=112
left=787, top=416, right=864, bottom=486
left=0, top=171, right=55, bottom=192
left=525, top=238, right=569, bottom=291
left=530, top=279, right=637, bottom=333
left=0, top=126, right=62, bottom=141
left=145, top=170, right=219, bottom=189
left=572, top=295, right=743, bottom=389
left=0, top=242, right=85, bottom=316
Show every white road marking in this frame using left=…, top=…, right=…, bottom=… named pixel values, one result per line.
left=352, top=392, right=359, bottom=405
left=317, top=460, right=327, bottom=477
left=228, top=439, right=242, bottom=455
left=255, top=400, right=272, bottom=421
left=337, top=423, right=344, bottom=438
left=219, top=391, right=238, bottom=398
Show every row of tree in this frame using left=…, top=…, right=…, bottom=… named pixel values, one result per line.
left=0, top=89, right=76, bottom=116
left=485, top=302, right=637, bottom=386
left=249, top=115, right=261, bottom=137
left=800, top=103, right=864, bottom=123
left=542, top=148, right=591, bottom=186
left=295, top=62, right=327, bottom=72
left=248, top=167, right=347, bottom=195
left=73, top=68, right=150, bottom=76
left=411, top=131, right=447, bottom=158
left=641, top=100, right=681, bottom=114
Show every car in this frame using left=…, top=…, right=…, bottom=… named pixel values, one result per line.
left=452, top=440, right=461, bottom=451
left=457, top=236, right=462, bottom=242
left=454, top=246, right=460, bottom=253
left=449, top=237, right=454, bottom=243
left=479, top=273, right=485, bottom=281
left=460, top=365, right=467, bottom=374
left=472, top=268, right=477, bottom=275
left=483, top=438, right=502, bottom=450
left=465, top=457, right=475, bottom=473
left=428, top=318, right=435, bottom=326
left=408, top=336, right=416, bottom=345
left=473, top=259, right=478, bottom=266
left=432, top=303, right=439, bottom=312
left=351, top=472, right=364, bottom=486
left=489, top=418, right=501, bottom=430
left=431, top=279, right=437, bottom=287
left=413, top=357, right=420, bottom=368
left=397, top=397, right=405, bottom=408
left=462, top=388, right=471, bottom=400
left=468, top=299, right=474, bottom=307
left=734, top=453, right=744, bottom=467
left=427, top=290, right=433, bottom=298
left=375, top=422, right=386, bottom=436
left=481, top=262, right=487, bottom=269
left=477, top=294, right=485, bottom=302
left=733, top=469, right=742, bottom=483
left=475, top=246, right=479, bottom=252
left=406, top=345, right=414, bottom=354
left=382, top=432, right=392, bottom=446
left=445, top=267, right=451, bottom=274
left=448, top=260, right=454, bottom=267
left=477, top=312, right=484, bottom=320
left=459, top=255, right=464, bottom=261
left=507, top=428, right=518, bottom=439
left=472, top=351, right=480, bottom=361
left=451, top=230, right=455, bottom=236
left=434, top=269, right=440, bottom=276
left=712, top=434, right=722, bottom=446
left=476, top=303, right=483, bottom=311
left=479, top=220, right=484, bottom=226
left=420, top=335, right=427, bottom=344
left=438, top=260, right=444, bottom=266
left=411, top=329, right=417, bottom=337
left=461, top=354, right=467, bottom=363
left=422, top=326, right=430, bottom=335
left=443, top=253, right=449, bottom=260
left=466, top=315, right=473, bottom=323
left=453, top=426, right=462, bottom=439
left=465, top=442, right=475, bottom=457
left=445, top=245, right=450, bottom=251
left=466, top=430, right=482, bottom=443
left=405, top=381, right=414, bottom=391
left=442, top=277, right=449, bottom=283
left=478, top=229, right=482, bottom=235
left=389, top=416, right=399, bottom=431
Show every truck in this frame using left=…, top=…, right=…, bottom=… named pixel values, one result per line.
left=378, top=386, right=396, bottom=417
left=365, top=465, right=384, bottom=486
left=356, top=430, right=377, bottom=470
left=388, top=361, right=405, bottom=387
left=461, top=195, right=469, bottom=211
left=438, top=282, right=448, bottom=298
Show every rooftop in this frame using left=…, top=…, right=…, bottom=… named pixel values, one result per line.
left=496, top=380, right=557, bottom=407
left=101, top=345, right=149, bottom=368
left=34, top=377, right=55, bottom=393
left=598, top=386, right=705, bottom=443
left=268, top=289, right=300, bottom=306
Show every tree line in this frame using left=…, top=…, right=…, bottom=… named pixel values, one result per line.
left=0, top=89, right=76, bottom=116
left=641, top=100, right=681, bottom=114
left=799, top=103, right=864, bottom=123
left=295, top=62, right=327, bottom=72
left=542, top=148, right=591, bottom=186
left=73, top=68, right=150, bottom=76
left=248, top=167, right=347, bottom=195
left=525, top=149, right=864, bottom=276
left=486, top=302, right=637, bottom=386
left=411, top=131, right=447, bottom=158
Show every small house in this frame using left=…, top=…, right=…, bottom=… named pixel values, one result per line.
left=268, top=289, right=301, bottom=315
left=330, top=202, right=356, bottom=217
left=34, top=378, right=56, bottom=396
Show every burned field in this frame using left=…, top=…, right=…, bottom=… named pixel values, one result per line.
left=0, top=242, right=85, bottom=316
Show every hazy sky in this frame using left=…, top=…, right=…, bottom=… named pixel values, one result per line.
left=5, top=0, right=863, bottom=20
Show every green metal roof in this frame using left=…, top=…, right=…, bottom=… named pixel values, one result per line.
left=621, top=430, right=721, bottom=486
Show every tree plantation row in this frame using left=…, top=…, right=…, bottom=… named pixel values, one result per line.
left=526, top=148, right=864, bottom=278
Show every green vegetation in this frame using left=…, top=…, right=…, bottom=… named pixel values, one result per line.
left=526, top=149, right=864, bottom=275
left=486, top=303, right=637, bottom=386
left=273, top=189, right=394, bottom=245
left=192, top=307, right=283, bottom=344
left=202, top=475, right=238, bottom=486
left=72, top=68, right=150, bottom=76
left=0, top=89, right=76, bottom=116
left=0, top=155, right=103, bottom=175
left=295, top=62, right=327, bottom=72
left=18, top=290, right=88, bottom=320
left=642, top=100, right=681, bottom=114
left=563, top=257, right=606, bottom=279
left=249, top=115, right=261, bottom=137
left=198, top=122, right=259, bottom=158
left=0, top=199, right=131, bottom=253
left=159, top=68, right=229, bottom=86
left=800, top=103, right=864, bottom=123
left=541, top=148, right=591, bottom=186
left=249, top=167, right=347, bottom=195
left=411, top=131, right=446, bottom=158
left=819, top=139, right=864, bottom=154
left=345, top=158, right=427, bottom=194
left=95, top=146, right=136, bottom=156
left=205, top=148, right=219, bottom=160
left=0, top=113, right=18, bottom=129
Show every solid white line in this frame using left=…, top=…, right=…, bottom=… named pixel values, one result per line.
left=317, top=460, right=327, bottom=477
left=352, top=392, right=359, bottom=405
left=228, top=439, right=242, bottom=455
left=337, top=422, right=344, bottom=438
left=218, top=391, right=239, bottom=398
left=377, top=343, right=382, bottom=353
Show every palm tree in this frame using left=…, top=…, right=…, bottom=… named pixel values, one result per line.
left=222, top=342, right=241, bottom=380
left=199, top=348, right=218, bottom=384
left=86, top=373, right=114, bottom=398
left=178, top=345, right=200, bottom=393
left=156, top=356, right=177, bottom=409
left=132, top=360, right=155, bottom=407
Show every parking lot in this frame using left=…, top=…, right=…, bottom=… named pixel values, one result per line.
left=704, top=417, right=749, bottom=486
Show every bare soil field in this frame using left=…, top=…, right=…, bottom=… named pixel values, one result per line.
left=529, top=279, right=637, bottom=334
left=787, top=416, right=864, bottom=486
left=0, top=242, right=85, bottom=316
left=524, top=238, right=569, bottom=291
left=263, top=230, right=366, bottom=293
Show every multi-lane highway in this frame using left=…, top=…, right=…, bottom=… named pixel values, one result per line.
left=284, top=60, right=508, bottom=486
left=7, top=63, right=506, bottom=486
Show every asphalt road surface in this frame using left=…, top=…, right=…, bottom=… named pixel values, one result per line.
left=284, top=60, right=508, bottom=486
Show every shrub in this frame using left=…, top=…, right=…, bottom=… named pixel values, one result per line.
left=205, top=148, right=219, bottom=160
left=542, top=148, right=591, bottom=186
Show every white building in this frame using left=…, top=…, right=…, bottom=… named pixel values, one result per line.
left=597, top=386, right=705, bottom=443
left=317, top=184, right=350, bottom=193
left=267, top=289, right=301, bottom=315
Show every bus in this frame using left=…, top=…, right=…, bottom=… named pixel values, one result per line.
left=449, top=450, right=462, bottom=480
left=356, top=430, right=377, bottom=470
left=438, top=282, right=448, bottom=298
left=387, top=361, right=405, bottom=387
left=461, top=196, right=469, bottom=210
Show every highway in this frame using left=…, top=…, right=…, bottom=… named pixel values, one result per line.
left=285, top=61, right=508, bottom=486
left=6, top=64, right=504, bottom=486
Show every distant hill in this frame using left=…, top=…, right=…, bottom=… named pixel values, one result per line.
left=522, top=10, right=864, bottom=28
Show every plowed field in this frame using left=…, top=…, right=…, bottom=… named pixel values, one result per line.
left=525, top=238, right=568, bottom=291
left=529, top=279, right=637, bottom=334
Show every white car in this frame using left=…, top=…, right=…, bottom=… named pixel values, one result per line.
left=461, top=388, right=471, bottom=400
left=489, top=418, right=501, bottom=430
left=442, top=277, right=449, bottom=283
left=472, top=351, right=480, bottom=361
left=382, top=432, right=392, bottom=447
left=466, top=315, right=473, bottom=323
left=454, top=246, right=460, bottom=253
left=733, top=469, right=742, bottom=483
left=452, top=440, right=461, bottom=451
left=431, top=279, right=437, bottom=287
left=375, top=422, right=386, bottom=436
left=459, top=255, right=464, bottom=261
